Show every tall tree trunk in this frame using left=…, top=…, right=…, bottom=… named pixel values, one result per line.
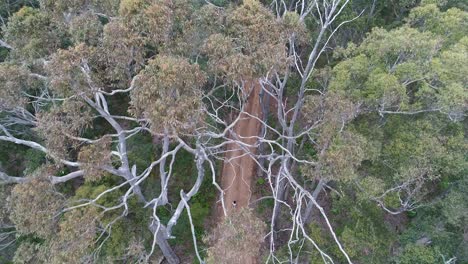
left=272, top=163, right=288, bottom=232
left=302, top=179, right=326, bottom=224
left=157, top=234, right=180, bottom=264
left=149, top=223, right=180, bottom=264
left=257, top=84, right=271, bottom=178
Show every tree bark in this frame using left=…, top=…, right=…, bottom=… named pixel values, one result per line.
left=256, top=84, right=271, bottom=178
left=157, top=233, right=180, bottom=264
left=302, top=179, right=326, bottom=224
left=0, top=39, right=13, bottom=49
left=149, top=223, right=180, bottom=264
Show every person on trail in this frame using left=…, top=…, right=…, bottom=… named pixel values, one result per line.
left=232, top=201, right=237, bottom=208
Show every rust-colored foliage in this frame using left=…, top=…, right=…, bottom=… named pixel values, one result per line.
left=0, top=63, right=28, bottom=109
left=47, top=44, right=100, bottom=97
left=202, top=0, right=290, bottom=82
left=120, top=0, right=173, bottom=47
left=35, top=100, right=92, bottom=159
left=204, top=208, right=266, bottom=264
left=78, top=137, right=112, bottom=182
left=130, top=54, right=206, bottom=134
left=48, top=207, right=100, bottom=263
left=9, top=168, right=64, bottom=238
left=100, top=20, right=145, bottom=87
left=143, top=1, right=174, bottom=46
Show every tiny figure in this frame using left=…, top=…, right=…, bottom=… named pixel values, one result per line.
left=232, top=200, right=237, bottom=208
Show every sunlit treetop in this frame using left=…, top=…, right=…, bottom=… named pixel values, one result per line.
left=169, top=4, right=226, bottom=57
left=431, top=36, right=468, bottom=118
left=120, top=0, right=174, bottom=48
left=301, top=92, right=376, bottom=182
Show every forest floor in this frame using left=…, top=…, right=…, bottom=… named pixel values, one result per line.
left=216, top=79, right=263, bottom=263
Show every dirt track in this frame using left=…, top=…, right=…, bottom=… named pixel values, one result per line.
left=216, top=80, right=263, bottom=263
left=220, top=80, right=262, bottom=212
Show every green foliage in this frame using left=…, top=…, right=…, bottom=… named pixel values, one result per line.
left=126, top=132, right=156, bottom=175
left=408, top=4, right=468, bottom=45
left=256, top=197, right=274, bottom=215
left=0, top=142, right=29, bottom=176
left=331, top=26, right=438, bottom=109
left=157, top=151, right=215, bottom=246
left=69, top=12, right=103, bottom=46
left=396, top=171, right=468, bottom=262
left=256, top=177, right=265, bottom=185
left=330, top=195, right=396, bottom=263
left=74, top=176, right=123, bottom=207
left=352, top=113, right=467, bottom=215
left=397, top=244, right=440, bottom=264
left=23, top=149, right=46, bottom=175
left=432, top=36, right=468, bottom=118
left=3, top=7, right=64, bottom=59
left=305, top=194, right=396, bottom=263
left=440, top=177, right=468, bottom=228
left=301, top=92, right=368, bottom=182
left=319, top=131, right=369, bottom=181
left=12, top=241, right=43, bottom=264
left=0, top=1, right=466, bottom=263
left=325, top=6, right=467, bottom=226
left=331, top=5, right=467, bottom=119
left=70, top=178, right=149, bottom=261
left=0, top=0, right=39, bottom=21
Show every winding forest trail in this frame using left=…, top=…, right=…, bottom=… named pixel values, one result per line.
left=216, top=79, right=263, bottom=262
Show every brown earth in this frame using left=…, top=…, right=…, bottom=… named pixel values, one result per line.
left=216, top=79, right=263, bottom=263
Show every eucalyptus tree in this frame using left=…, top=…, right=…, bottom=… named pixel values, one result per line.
left=251, top=1, right=466, bottom=262
left=296, top=3, right=467, bottom=262
left=204, top=208, right=266, bottom=264
left=0, top=0, right=359, bottom=262
left=323, top=2, right=467, bottom=214
left=0, top=0, right=465, bottom=263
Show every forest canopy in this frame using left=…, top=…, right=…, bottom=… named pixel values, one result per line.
left=0, top=0, right=466, bottom=263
